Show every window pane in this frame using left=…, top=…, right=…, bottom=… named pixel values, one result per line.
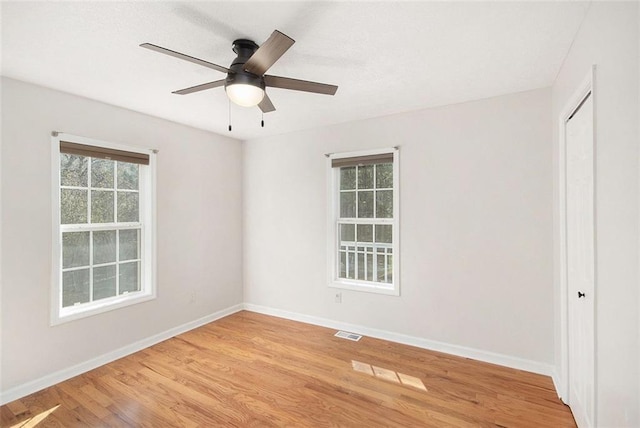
left=60, top=154, right=88, bottom=187
left=340, top=167, right=356, bottom=190
left=119, top=229, right=140, bottom=261
left=93, top=230, right=116, bottom=264
left=358, top=165, right=374, bottom=189
left=347, top=252, right=355, bottom=279
left=118, top=192, right=139, bottom=222
left=91, top=158, right=114, bottom=189
left=339, top=252, right=346, bottom=278
left=357, top=224, right=373, bottom=242
left=377, top=254, right=386, bottom=283
left=91, top=190, right=114, bottom=223
left=119, top=262, right=140, bottom=294
left=376, top=190, right=393, bottom=218
left=62, top=232, right=90, bottom=268
left=61, top=189, right=88, bottom=224
left=94, top=265, right=117, bottom=301
left=340, top=192, right=356, bottom=218
left=366, top=253, right=373, bottom=281
left=375, top=225, right=393, bottom=243
left=340, top=223, right=355, bottom=242
left=376, top=163, right=393, bottom=189
left=357, top=253, right=365, bottom=280
left=357, top=191, right=374, bottom=218
left=117, top=162, right=139, bottom=190
left=62, top=269, right=90, bottom=307
left=333, top=158, right=396, bottom=288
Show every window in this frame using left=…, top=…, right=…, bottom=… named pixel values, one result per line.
left=51, top=133, right=156, bottom=324
left=328, top=148, right=399, bottom=295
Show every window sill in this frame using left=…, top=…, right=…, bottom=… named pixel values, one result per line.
left=329, top=280, right=399, bottom=296
left=51, top=291, right=156, bottom=326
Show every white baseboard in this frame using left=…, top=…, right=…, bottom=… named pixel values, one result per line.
left=552, top=370, right=568, bottom=404
left=243, top=303, right=555, bottom=377
left=0, top=304, right=243, bottom=405
left=2, top=302, right=558, bottom=405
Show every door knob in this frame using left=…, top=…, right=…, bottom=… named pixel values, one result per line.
left=578, top=291, right=585, bottom=298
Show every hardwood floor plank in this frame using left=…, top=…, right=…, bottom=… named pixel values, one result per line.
left=1, top=311, right=575, bottom=427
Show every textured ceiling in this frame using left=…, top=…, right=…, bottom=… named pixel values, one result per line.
left=1, top=1, right=590, bottom=140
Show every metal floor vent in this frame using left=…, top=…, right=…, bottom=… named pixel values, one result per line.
left=335, top=330, right=363, bottom=341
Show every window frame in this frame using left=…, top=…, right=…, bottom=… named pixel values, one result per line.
left=327, top=147, right=400, bottom=296
left=50, top=132, right=157, bottom=325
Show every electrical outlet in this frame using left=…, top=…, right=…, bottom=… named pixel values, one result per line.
left=335, top=292, right=342, bottom=303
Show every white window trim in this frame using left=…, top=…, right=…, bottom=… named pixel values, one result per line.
left=327, top=147, right=400, bottom=296
left=50, top=132, right=157, bottom=325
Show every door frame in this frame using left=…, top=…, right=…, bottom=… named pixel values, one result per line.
left=557, top=65, right=597, bottom=424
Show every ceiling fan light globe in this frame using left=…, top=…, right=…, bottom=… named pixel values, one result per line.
left=226, top=83, right=265, bottom=107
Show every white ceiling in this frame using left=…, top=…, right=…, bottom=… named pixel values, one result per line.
left=1, top=1, right=590, bottom=141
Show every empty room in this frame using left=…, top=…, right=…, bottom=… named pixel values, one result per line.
left=1, top=1, right=639, bottom=427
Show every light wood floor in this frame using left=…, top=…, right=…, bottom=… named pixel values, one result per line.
left=1, top=311, right=576, bottom=427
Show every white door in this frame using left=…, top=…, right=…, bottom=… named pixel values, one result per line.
left=565, top=93, right=595, bottom=427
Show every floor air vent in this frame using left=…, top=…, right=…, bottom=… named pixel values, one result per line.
left=335, top=330, right=363, bottom=341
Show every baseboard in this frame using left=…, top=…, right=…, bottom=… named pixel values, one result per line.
left=0, top=303, right=244, bottom=405
left=2, top=302, right=557, bottom=405
left=552, top=371, right=568, bottom=404
left=243, top=303, right=555, bottom=376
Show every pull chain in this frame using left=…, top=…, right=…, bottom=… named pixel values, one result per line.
left=261, top=111, right=264, bottom=128
left=228, top=99, right=232, bottom=132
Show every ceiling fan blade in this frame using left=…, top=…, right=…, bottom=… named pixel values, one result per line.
left=140, top=43, right=229, bottom=74
left=258, top=93, right=276, bottom=113
left=172, top=79, right=226, bottom=95
left=243, top=30, right=295, bottom=76
left=264, top=75, right=338, bottom=96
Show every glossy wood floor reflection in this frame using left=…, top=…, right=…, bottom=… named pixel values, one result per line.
left=1, top=311, right=576, bottom=427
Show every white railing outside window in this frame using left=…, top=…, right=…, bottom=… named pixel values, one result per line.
left=338, top=237, right=393, bottom=283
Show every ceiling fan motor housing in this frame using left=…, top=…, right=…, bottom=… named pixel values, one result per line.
left=226, top=39, right=264, bottom=90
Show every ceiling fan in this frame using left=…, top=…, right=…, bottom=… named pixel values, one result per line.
left=140, top=30, right=338, bottom=114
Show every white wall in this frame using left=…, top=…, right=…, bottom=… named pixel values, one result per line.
left=551, top=2, right=639, bottom=426
left=0, top=78, right=243, bottom=393
left=244, top=88, right=553, bottom=367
